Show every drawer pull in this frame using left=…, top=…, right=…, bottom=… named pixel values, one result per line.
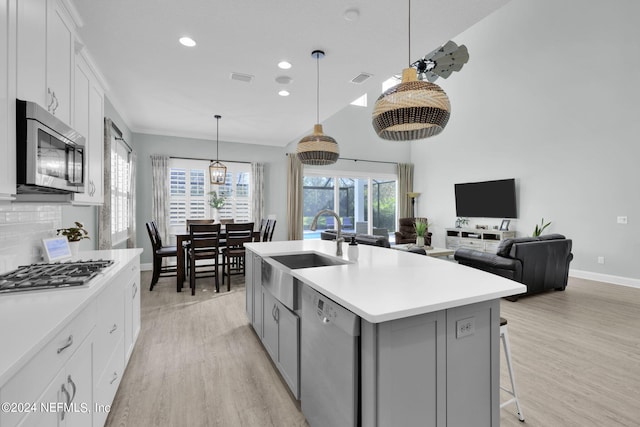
left=57, top=335, right=73, bottom=354
left=110, top=324, right=118, bottom=334
left=110, top=371, right=119, bottom=385
left=132, top=283, right=138, bottom=299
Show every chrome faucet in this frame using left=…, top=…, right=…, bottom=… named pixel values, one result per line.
left=310, top=209, right=343, bottom=256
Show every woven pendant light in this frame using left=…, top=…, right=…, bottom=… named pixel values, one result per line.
left=297, top=50, right=339, bottom=165
left=372, top=0, right=451, bottom=141
left=209, top=115, right=227, bottom=184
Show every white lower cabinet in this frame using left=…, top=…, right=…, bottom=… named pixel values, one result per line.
left=261, top=286, right=300, bottom=398
left=0, top=307, right=95, bottom=427
left=0, top=253, right=142, bottom=427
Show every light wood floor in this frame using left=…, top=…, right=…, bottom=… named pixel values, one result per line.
left=105, top=273, right=640, bottom=427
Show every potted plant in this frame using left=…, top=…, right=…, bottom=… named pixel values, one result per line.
left=208, top=190, right=230, bottom=222
left=532, top=218, right=551, bottom=237
left=414, top=219, right=430, bottom=247
left=57, top=221, right=90, bottom=256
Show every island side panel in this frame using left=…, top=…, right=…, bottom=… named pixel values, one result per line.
left=446, top=299, right=501, bottom=427
left=365, top=310, right=447, bottom=427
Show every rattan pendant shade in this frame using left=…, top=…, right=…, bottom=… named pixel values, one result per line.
left=296, top=50, right=339, bottom=166
left=372, top=0, right=451, bottom=141
left=373, top=68, right=450, bottom=140
left=209, top=115, right=227, bottom=185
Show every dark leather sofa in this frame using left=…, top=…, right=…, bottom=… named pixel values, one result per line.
left=321, top=229, right=391, bottom=248
left=454, top=234, right=573, bottom=300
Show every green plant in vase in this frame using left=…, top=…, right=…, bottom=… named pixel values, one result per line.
left=532, top=218, right=551, bottom=237
left=208, top=190, right=231, bottom=222
left=414, top=219, right=430, bottom=247
left=57, top=221, right=89, bottom=256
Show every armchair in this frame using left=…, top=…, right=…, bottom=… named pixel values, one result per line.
left=454, top=234, right=573, bottom=300
left=394, top=217, right=432, bottom=245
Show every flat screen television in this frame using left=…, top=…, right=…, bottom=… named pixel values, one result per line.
left=455, top=178, right=517, bottom=218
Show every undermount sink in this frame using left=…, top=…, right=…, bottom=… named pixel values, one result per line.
left=269, top=252, right=349, bottom=270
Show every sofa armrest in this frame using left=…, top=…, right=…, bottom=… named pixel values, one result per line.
left=454, top=248, right=522, bottom=281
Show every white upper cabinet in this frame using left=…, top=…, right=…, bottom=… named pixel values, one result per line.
left=0, top=0, right=16, bottom=200
left=73, top=51, right=105, bottom=205
left=17, top=0, right=74, bottom=125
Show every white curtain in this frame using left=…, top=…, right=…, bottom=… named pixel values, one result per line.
left=126, top=151, right=137, bottom=248
left=151, top=155, right=170, bottom=243
left=397, top=163, right=414, bottom=218
left=98, top=118, right=113, bottom=249
left=286, top=154, right=303, bottom=240
left=251, top=162, right=265, bottom=230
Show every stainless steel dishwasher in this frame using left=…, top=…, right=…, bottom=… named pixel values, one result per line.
left=301, top=283, right=360, bottom=427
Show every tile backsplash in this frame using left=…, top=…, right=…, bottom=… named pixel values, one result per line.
left=0, top=203, right=62, bottom=273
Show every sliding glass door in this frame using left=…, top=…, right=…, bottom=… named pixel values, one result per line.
left=303, top=171, right=398, bottom=241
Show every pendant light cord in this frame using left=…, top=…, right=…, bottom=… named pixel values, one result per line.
left=316, top=54, right=320, bottom=124
left=215, top=115, right=221, bottom=161
left=408, top=0, right=411, bottom=67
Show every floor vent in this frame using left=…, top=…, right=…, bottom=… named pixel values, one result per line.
left=230, top=72, right=254, bottom=83
left=351, top=73, right=372, bottom=84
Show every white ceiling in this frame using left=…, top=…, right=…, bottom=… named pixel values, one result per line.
left=71, top=0, right=510, bottom=146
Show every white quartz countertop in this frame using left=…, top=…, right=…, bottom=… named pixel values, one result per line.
left=246, top=240, right=525, bottom=323
left=0, top=248, right=143, bottom=385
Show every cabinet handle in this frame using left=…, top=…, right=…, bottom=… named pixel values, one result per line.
left=53, top=92, right=59, bottom=114
left=60, top=383, right=71, bottom=421
left=110, top=324, right=118, bottom=334
left=271, top=304, right=276, bottom=321
left=109, top=371, right=119, bottom=385
left=132, top=283, right=138, bottom=299
left=57, top=335, right=73, bottom=354
left=47, top=88, right=55, bottom=111
left=67, top=375, right=77, bottom=403
left=274, top=306, right=279, bottom=322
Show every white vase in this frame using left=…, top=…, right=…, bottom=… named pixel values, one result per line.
left=213, top=209, right=220, bottom=223
left=69, top=241, right=80, bottom=257
left=416, top=236, right=425, bottom=247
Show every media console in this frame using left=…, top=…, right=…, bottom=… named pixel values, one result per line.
left=445, top=228, right=516, bottom=254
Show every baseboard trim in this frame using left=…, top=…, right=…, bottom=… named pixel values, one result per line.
left=141, top=262, right=152, bottom=271
left=570, top=269, right=640, bottom=289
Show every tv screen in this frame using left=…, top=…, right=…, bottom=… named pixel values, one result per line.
left=455, top=178, right=517, bottom=218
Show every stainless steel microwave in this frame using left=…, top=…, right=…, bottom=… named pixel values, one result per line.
left=16, top=99, right=85, bottom=194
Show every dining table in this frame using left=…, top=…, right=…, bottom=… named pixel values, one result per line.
left=174, top=229, right=260, bottom=292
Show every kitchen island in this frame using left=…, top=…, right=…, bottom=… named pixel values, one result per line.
left=245, top=240, right=525, bottom=427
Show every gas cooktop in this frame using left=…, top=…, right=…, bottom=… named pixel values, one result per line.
left=0, top=260, right=114, bottom=294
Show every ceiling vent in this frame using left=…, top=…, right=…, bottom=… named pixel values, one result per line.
left=230, top=72, right=254, bottom=83
left=350, top=73, right=372, bottom=84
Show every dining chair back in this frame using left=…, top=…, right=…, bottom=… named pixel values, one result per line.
left=146, top=221, right=177, bottom=291
left=188, top=223, right=222, bottom=295
left=263, top=219, right=277, bottom=242
left=222, top=222, right=254, bottom=291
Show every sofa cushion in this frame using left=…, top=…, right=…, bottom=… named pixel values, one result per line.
left=496, top=233, right=566, bottom=257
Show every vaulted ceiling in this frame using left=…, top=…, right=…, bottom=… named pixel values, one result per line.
left=72, top=0, right=510, bottom=146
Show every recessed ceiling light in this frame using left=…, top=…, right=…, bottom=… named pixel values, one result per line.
left=344, top=8, right=360, bottom=21
left=179, top=37, right=196, bottom=47
left=278, top=61, right=292, bottom=70
left=275, top=76, right=293, bottom=84
left=278, top=90, right=290, bottom=97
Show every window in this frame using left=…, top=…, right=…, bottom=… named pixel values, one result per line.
left=168, top=158, right=251, bottom=232
left=111, top=138, right=131, bottom=245
left=303, top=171, right=397, bottom=241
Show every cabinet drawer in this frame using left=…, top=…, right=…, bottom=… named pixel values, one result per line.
left=0, top=304, right=94, bottom=417
left=94, top=336, right=125, bottom=427
left=94, top=282, right=125, bottom=377
left=460, top=239, right=483, bottom=249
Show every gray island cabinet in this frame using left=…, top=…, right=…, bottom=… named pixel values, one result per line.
left=245, top=240, right=524, bottom=427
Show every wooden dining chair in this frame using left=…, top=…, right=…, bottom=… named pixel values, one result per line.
left=263, top=219, right=277, bottom=241
left=146, top=221, right=177, bottom=291
left=185, top=219, right=215, bottom=275
left=221, top=222, right=254, bottom=291
left=188, top=223, right=222, bottom=295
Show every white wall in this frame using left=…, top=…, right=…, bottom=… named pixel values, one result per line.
left=411, top=0, right=640, bottom=281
